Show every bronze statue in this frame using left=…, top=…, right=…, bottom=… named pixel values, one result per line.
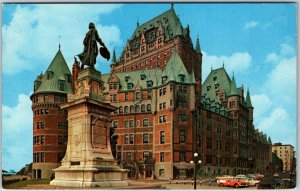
left=77, top=23, right=110, bottom=69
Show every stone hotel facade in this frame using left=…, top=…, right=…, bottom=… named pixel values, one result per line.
left=31, top=6, right=272, bottom=180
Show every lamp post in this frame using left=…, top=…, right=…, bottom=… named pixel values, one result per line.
left=190, top=152, right=202, bottom=190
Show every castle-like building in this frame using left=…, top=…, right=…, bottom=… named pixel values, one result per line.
left=31, top=6, right=272, bottom=180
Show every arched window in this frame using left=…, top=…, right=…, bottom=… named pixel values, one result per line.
left=130, top=105, right=134, bottom=113
left=147, top=104, right=151, bottom=112
left=124, top=106, right=129, bottom=114
left=141, top=105, right=146, bottom=113
left=135, top=105, right=140, bottom=113
left=119, top=106, right=123, bottom=114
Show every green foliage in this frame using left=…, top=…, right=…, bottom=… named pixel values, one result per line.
left=3, top=179, right=50, bottom=189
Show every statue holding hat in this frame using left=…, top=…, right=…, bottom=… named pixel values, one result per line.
left=77, top=22, right=110, bottom=69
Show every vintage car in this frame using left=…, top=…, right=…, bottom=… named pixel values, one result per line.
left=226, top=178, right=249, bottom=188
left=245, top=177, right=260, bottom=186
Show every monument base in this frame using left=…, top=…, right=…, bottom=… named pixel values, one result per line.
left=50, top=161, right=128, bottom=187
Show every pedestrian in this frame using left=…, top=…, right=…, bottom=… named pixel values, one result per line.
left=209, top=178, right=211, bottom=186
left=199, top=178, right=202, bottom=186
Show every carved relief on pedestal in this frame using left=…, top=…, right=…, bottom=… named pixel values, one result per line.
left=91, top=115, right=109, bottom=150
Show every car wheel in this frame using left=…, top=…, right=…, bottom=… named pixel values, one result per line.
left=234, top=184, right=239, bottom=188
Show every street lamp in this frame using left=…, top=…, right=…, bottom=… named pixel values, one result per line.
left=190, top=153, right=202, bottom=190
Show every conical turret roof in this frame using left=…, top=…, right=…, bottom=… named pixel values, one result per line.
left=195, top=37, right=201, bottom=53
left=111, top=49, right=117, bottom=65
left=33, top=49, right=73, bottom=95
left=246, top=89, right=254, bottom=108
left=229, top=75, right=239, bottom=96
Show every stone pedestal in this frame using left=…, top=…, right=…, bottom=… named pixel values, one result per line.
left=50, top=67, right=128, bottom=187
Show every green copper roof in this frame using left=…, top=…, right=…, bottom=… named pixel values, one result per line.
left=229, top=75, right=239, bottom=96
left=268, top=137, right=272, bottom=144
left=246, top=89, right=253, bottom=108
left=111, top=49, right=116, bottom=64
left=195, top=37, right=201, bottom=53
left=33, top=49, right=73, bottom=95
left=103, top=51, right=194, bottom=92
left=130, top=7, right=184, bottom=42
left=202, top=67, right=231, bottom=102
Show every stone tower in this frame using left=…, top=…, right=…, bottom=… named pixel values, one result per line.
left=30, top=49, right=73, bottom=179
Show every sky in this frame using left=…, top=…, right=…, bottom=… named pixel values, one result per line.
left=1, top=3, right=297, bottom=171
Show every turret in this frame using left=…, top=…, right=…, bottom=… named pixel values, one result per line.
left=110, top=49, right=117, bottom=72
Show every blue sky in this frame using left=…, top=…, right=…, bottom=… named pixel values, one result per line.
left=2, top=3, right=297, bottom=171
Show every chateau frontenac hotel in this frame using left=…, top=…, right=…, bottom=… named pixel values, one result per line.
left=31, top=6, right=272, bottom=180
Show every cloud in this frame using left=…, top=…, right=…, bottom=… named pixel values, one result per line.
left=252, top=94, right=272, bottom=122
left=243, top=21, right=259, bottom=30
left=2, top=4, right=123, bottom=75
left=265, top=43, right=295, bottom=64
left=2, top=93, right=33, bottom=171
left=256, top=108, right=295, bottom=146
left=202, top=51, right=252, bottom=79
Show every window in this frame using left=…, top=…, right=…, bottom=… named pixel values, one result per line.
left=147, top=104, right=151, bottom=112
left=44, top=95, right=49, bottom=102
left=119, top=106, right=123, bottom=114
left=141, top=105, right=146, bottom=112
left=125, top=93, right=129, bottom=101
left=206, top=155, right=212, bottom=164
left=178, top=85, right=188, bottom=94
left=143, top=151, right=150, bottom=159
left=125, top=76, right=130, bottom=82
left=130, top=105, right=134, bottom=113
left=160, top=131, right=165, bottom=144
left=129, top=134, right=134, bottom=144
left=136, top=92, right=141, bottom=100
left=162, top=76, right=168, bottom=84
left=147, top=81, right=153, bottom=88
left=58, top=136, right=63, bottom=145
left=216, top=139, right=222, bottom=150
left=143, top=134, right=149, bottom=143
left=127, top=83, right=133, bottom=89
left=113, top=121, right=118, bottom=128
left=124, top=106, right=129, bottom=114
left=179, top=152, right=185, bottom=162
left=124, top=120, right=129, bottom=128
left=159, top=87, right=166, bottom=96
left=178, top=101, right=187, bottom=108
left=113, top=94, right=117, bottom=102
left=47, top=71, right=52, bottom=79
left=135, top=105, right=140, bottom=113
left=37, top=121, right=45, bottom=129
left=206, top=138, right=212, bottom=149
left=159, top=169, right=165, bottom=176
left=233, top=145, right=238, bottom=154
left=141, top=74, right=146, bottom=80
left=179, top=130, right=185, bottom=143
left=126, top=152, right=132, bottom=160
left=124, top=134, right=129, bottom=144
left=54, top=95, right=60, bottom=102
left=143, top=119, right=149, bottom=127
left=159, top=115, right=166, bottom=123
left=179, top=74, right=185, bottom=82
left=129, top=120, right=134, bottom=127
left=160, top=152, right=165, bottom=162
left=178, top=114, right=187, bottom=122
left=147, top=91, right=152, bottom=99
left=59, top=81, right=64, bottom=91
left=58, top=122, right=64, bottom=129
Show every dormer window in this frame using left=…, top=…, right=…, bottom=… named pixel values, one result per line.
left=127, top=83, right=133, bottom=89
left=162, top=76, right=168, bottom=84
left=207, top=85, right=211, bottom=91
left=179, top=74, right=185, bottom=82
left=46, top=71, right=53, bottom=80
left=59, top=80, right=65, bottom=91
left=213, top=76, right=217, bottom=81
left=125, top=76, right=130, bottom=82
left=147, top=80, right=153, bottom=88
left=65, top=74, right=71, bottom=83
left=215, top=84, right=219, bottom=89
left=141, top=74, right=146, bottom=80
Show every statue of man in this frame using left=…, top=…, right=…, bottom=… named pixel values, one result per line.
left=77, top=22, right=109, bottom=69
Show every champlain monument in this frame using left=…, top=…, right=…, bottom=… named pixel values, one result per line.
left=50, top=23, right=128, bottom=187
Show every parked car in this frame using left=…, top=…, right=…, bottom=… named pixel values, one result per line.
left=235, top=174, right=247, bottom=179
left=226, top=178, right=249, bottom=188
left=245, top=177, right=260, bottom=186
left=257, top=176, right=280, bottom=189
left=280, top=178, right=296, bottom=188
